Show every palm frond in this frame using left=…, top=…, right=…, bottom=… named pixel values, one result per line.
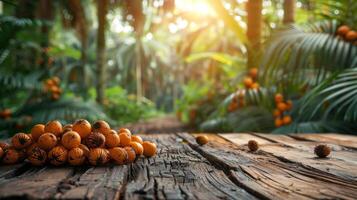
left=0, top=71, right=43, bottom=91
left=15, top=98, right=110, bottom=124
left=298, top=68, right=357, bottom=122
left=261, top=21, right=357, bottom=88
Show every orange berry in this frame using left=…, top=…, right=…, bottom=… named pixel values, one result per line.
left=283, top=115, right=292, bottom=125
left=31, top=124, right=45, bottom=141
left=131, top=135, right=143, bottom=144
left=142, top=141, right=157, bottom=157
left=52, top=76, right=60, bottom=85
left=345, top=30, right=357, bottom=41
left=273, top=109, right=281, bottom=118
left=275, top=93, right=284, bottom=103
left=92, top=120, right=111, bottom=135
left=48, top=146, right=68, bottom=166
left=88, top=148, right=108, bottom=166
left=118, top=128, right=132, bottom=137
left=68, top=147, right=85, bottom=166
left=251, top=83, right=259, bottom=90
left=109, top=147, right=128, bottom=165
left=61, top=131, right=81, bottom=150
left=37, top=133, right=57, bottom=151
left=45, top=120, right=63, bottom=137
left=85, top=132, right=106, bottom=148
left=11, top=133, right=32, bottom=149
left=2, top=148, right=22, bottom=164
left=249, top=68, right=258, bottom=79
left=275, top=118, right=283, bottom=127
left=45, top=79, right=55, bottom=88
left=337, top=25, right=350, bottom=36
left=28, top=146, right=47, bottom=166
left=72, top=119, right=92, bottom=139
left=196, top=135, right=209, bottom=145
left=105, top=130, right=120, bottom=148
left=277, top=102, right=287, bottom=112
left=119, top=132, right=131, bottom=147
left=124, top=147, right=136, bottom=163
left=63, top=124, right=73, bottom=133
left=78, top=144, right=90, bottom=158
left=130, top=142, right=144, bottom=155
left=0, top=142, right=10, bottom=150
left=243, top=76, right=253, bottom=88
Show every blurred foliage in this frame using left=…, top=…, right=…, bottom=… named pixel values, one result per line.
left=89, top=86, right=163, bottom=125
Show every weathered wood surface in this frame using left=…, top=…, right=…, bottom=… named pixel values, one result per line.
left=0, top=133, right=357, bottom=200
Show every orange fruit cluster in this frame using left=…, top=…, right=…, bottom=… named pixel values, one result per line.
left=337, top=25, right=357, bottom=43
left=0, top=108, right=11, bottom=119
left=243, top=68, right=259, bottom=90
left=227, top=90, right=245, bottom=112
left=0, top=119, right=157, bottom=166
left=43, top=76, right=62, bottom=100
left=273, top=93, right=293, bottom=127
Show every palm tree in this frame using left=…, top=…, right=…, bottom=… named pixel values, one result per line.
left=283, top=0, right=295, bottom=24
left=96, top=0, right=108, bottom=104
left=246, top=0, right=262, bottom=68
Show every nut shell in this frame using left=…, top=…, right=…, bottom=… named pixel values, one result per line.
left=68, top=147, right=85, bottom=166
left=72, top=119, right=91, bottom=139
left=130, top=142, right=144, bottom=155
left=124, top=147, right=136, bottom=163
left=37, top=133, right=57, bottom=151
left=142, top=141, right=157, bottom=157
left=31, top=124, right=45, bottom=141
left=92, top=120, right=110, bottom=135
left=61, top=131, right=81, bottom=149
left=12, top=133, right=32, bottom=149
left=131, top=135, right=143, bottom=144
left=248, top=140, right=259, bottom=152
left=314, top=144, right=331, bottom=158
left=109, top=147, right=128, bottom=165
left=196, top=135, right=208, bottom=145
left=85, top=132, right=106, bottom=148
left=45, top=120, right=63, bottom=137
left=48, top=146, right=68, bottom=166
left=104, top=130, right=120, bottom=148
left=28, top=147, right=47, bottom=166
left=2, top=148, right=22, bottom=164
left=88, top=148, right=108, bottom=166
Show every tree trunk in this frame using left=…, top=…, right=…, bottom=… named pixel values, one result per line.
left=96, top=0, right=108, bottom=104
left=38, top=0, right=54, bottom=70
left=283, top=0, right=295, bottom=24
left=135, top=36, right=143, bottom=101
left=246, top=0, right=262, bottom=68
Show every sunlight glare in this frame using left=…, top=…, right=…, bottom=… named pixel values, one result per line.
left=176, top=0, right=214, bottom=16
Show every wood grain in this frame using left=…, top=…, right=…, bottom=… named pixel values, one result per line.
left=180, top=133, right=357, bottom=200
left=123, top=134, right=255, bottom=200
left=290, top=133, right=357, bottom=149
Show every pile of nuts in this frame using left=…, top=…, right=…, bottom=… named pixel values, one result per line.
left=0, top=119, right=157, bottom=166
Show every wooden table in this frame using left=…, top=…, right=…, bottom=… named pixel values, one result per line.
left=1, top=133, right=357, bottom=200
